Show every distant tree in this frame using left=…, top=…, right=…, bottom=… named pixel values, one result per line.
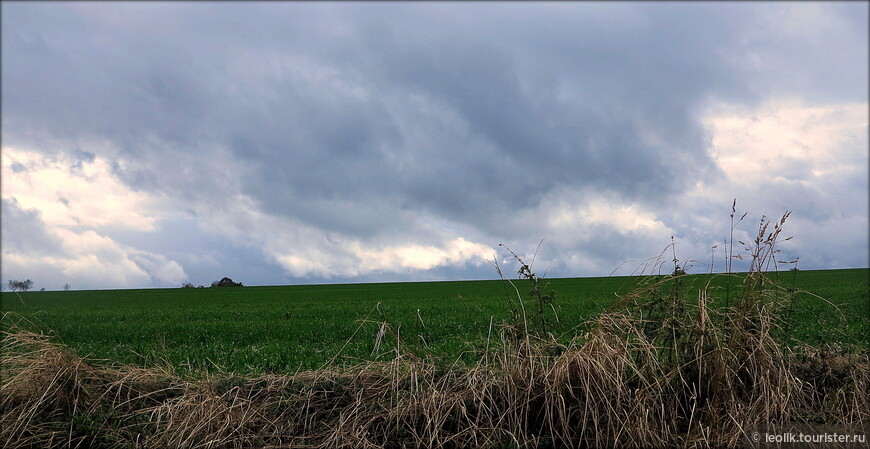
left=64, top=283, right=71, bottom=291
left=7, top=279, right=34, bottom=292
left=40, top=288, right=45, bottom=292
left=181, top=282, right=195, bottom=288
left=211, top=277, right=243, bottom=287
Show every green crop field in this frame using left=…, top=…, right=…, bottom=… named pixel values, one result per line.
left=2, top=268, right=867, bottom=375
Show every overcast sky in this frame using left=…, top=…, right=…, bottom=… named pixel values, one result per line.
left=2, top=2, right=867, bottom=290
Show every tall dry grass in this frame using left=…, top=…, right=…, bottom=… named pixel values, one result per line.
left=2, top=211, right=867, bottom=448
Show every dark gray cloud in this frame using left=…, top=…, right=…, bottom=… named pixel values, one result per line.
left=2, top=2, right=867, bottom=287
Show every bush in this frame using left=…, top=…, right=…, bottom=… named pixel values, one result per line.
left=210, top=277, right=243, bottom=288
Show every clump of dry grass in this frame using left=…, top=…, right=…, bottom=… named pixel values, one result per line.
left=0, top=317, right=181, bottom=448
left=2, top=211, right=867, bottom=448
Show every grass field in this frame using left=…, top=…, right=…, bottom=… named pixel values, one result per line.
left=2, top=268, right=867, bottom=375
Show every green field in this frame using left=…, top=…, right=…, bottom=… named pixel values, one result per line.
left=2, top=269, right=867, bottom=375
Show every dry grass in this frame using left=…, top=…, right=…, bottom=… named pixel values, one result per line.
left=2, top=212, right=867, bottom=448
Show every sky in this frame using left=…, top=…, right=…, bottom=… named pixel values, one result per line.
left=2, top=2, right=868, bottom=291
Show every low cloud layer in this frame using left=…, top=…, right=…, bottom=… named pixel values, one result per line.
left=2, top=2, right=867, bottom=290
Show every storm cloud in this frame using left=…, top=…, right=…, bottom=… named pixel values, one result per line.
left=2, top=2, right=867, bottom=289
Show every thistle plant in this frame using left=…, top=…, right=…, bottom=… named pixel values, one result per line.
left=491, top=243, right=558, bottom=340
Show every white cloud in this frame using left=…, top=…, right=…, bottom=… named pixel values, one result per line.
left=1, top=148, right=188, bottom=289
left=268, top=234, right=494, bottom=279
left=548, top=196, right=670, bottom=234
left=356, top=238, right=493, bottom=272
left=189, top=193, right=494, bottom=278
left=2, top=146, right=162, bottom=231
left=669, top=99, right=869, bottom=271
left=703, top=100, right=867, bottom=187
left=2, top=222, right=187, bottom=290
